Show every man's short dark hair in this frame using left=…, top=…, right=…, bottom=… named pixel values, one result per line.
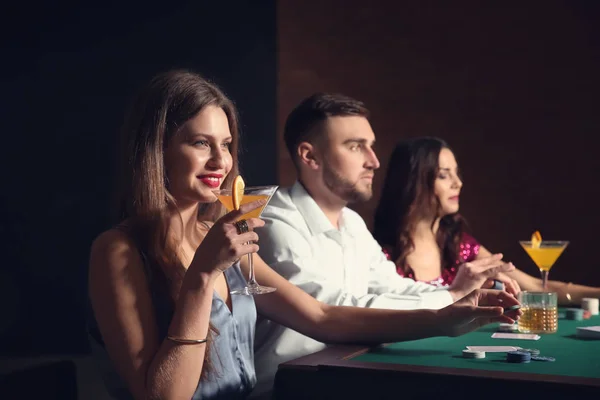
left=283, top=93, right=370, bottom=167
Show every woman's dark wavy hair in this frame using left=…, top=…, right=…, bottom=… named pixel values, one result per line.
left=373, top=137, right=466, bottom=274
left=115, top=69, right=240, bottom=378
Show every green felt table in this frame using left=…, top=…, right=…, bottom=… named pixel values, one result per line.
left=274, top=314, right=600, bottom=399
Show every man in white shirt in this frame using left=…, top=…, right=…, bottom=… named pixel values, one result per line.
left=252, top=93, right=516, bottom=398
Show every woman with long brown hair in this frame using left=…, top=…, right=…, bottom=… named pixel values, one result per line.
left=373, top=137, right=600, bottom=303
left=88, top=73, right=521, bottom=400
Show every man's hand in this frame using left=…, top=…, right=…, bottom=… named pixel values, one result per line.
left=482, top=271, right=521, bottom=297
left=448, top=254, right=516, bottom=302
left=438, top=288, right=523, bottom=337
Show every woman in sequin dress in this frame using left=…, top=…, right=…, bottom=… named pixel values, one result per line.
left=373, top=137, right=600, bottom=305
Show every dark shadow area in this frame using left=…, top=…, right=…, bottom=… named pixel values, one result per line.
left=0, top=0, right=276, bottom=357
left=0, top=360, right=77, bottom=400
left=562, top=334, right=598, bottom=341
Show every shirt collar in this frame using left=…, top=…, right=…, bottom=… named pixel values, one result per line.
left=289, top=181, right=354, bottom=237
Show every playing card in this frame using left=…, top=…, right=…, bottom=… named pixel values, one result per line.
left=466, top=346, right=520, bottom=352
left=491, top=332, right=541, bottom=340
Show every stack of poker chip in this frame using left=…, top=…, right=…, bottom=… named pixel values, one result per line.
left=506, top=351, right=531, bottom=363
left=566, top=308, right=584, bottom=321
left=581, top=298, right=599, bottom=316
left=462, top=349, right=485, bottom=359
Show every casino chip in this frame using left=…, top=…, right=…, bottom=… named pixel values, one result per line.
left=531, top=356, right=555, bottom=362
left=566, top=308, right=584, bottom=321
left=581, top=298, right=599, bottom=316
left=520, top=348, right=540, bottom=356
left=503, top=305, right=521, bottom=314
left=506, top=351, right=531, bottom=363
left=498, top=323, right=518, bottom=333
left=462, top=349, right=485, bottom=359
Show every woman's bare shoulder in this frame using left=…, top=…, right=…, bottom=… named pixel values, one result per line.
left=90, top=225, right=142, bottom=275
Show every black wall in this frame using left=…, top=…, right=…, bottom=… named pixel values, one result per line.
left=0, top=0, right=277, bottom=356
left=277, top=0, right=600, bottom=285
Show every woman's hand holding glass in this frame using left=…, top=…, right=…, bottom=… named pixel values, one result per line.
left=190, top=200, right=265, bottom=277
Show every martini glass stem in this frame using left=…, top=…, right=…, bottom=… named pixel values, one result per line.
left=540, top=269, right=549, bottom=291
left=247, top=253, right=258, bottom=286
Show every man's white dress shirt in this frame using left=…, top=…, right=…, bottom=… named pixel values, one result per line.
left=252, top=182, right=453, bottom=398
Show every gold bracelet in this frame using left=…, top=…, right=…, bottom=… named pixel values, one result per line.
left=167, top=335, right=208, bottom=345
left=565, top=282, right=573, bottom=303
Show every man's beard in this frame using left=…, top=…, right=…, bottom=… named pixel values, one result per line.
left=322, top=163, right=372, bottom=203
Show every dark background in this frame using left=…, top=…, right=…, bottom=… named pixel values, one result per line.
left=278, top=0, right=600, bottom=288
left=1, top=0, right=599, bottom=366
left=0, top=0, right=276, bottom=356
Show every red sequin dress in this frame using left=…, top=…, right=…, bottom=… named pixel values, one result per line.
left=383, top=233, right=480, bottom=288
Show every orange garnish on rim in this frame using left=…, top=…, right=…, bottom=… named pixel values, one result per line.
left=232, top=175, right=245, bottom=211
left=531, top=231, right=542, bottom=248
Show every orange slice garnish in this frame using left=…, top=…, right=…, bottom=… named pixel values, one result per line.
left=232, top=175, right=245, bottom=211
left=531, top=231, right=542, bottom=248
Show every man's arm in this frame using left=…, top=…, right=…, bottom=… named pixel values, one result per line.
left=257, top=213, right=453, bottom=310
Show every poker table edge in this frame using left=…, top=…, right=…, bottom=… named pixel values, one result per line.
left=274, top=343, right=600, bottom=393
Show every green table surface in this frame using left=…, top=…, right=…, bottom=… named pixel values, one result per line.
left=353, top=314, right=600, bottom=379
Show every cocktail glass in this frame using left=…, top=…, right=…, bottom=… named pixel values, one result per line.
left=215, top=185, right=278, bottom=295
left=519, top=240, right=569, bottom=291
